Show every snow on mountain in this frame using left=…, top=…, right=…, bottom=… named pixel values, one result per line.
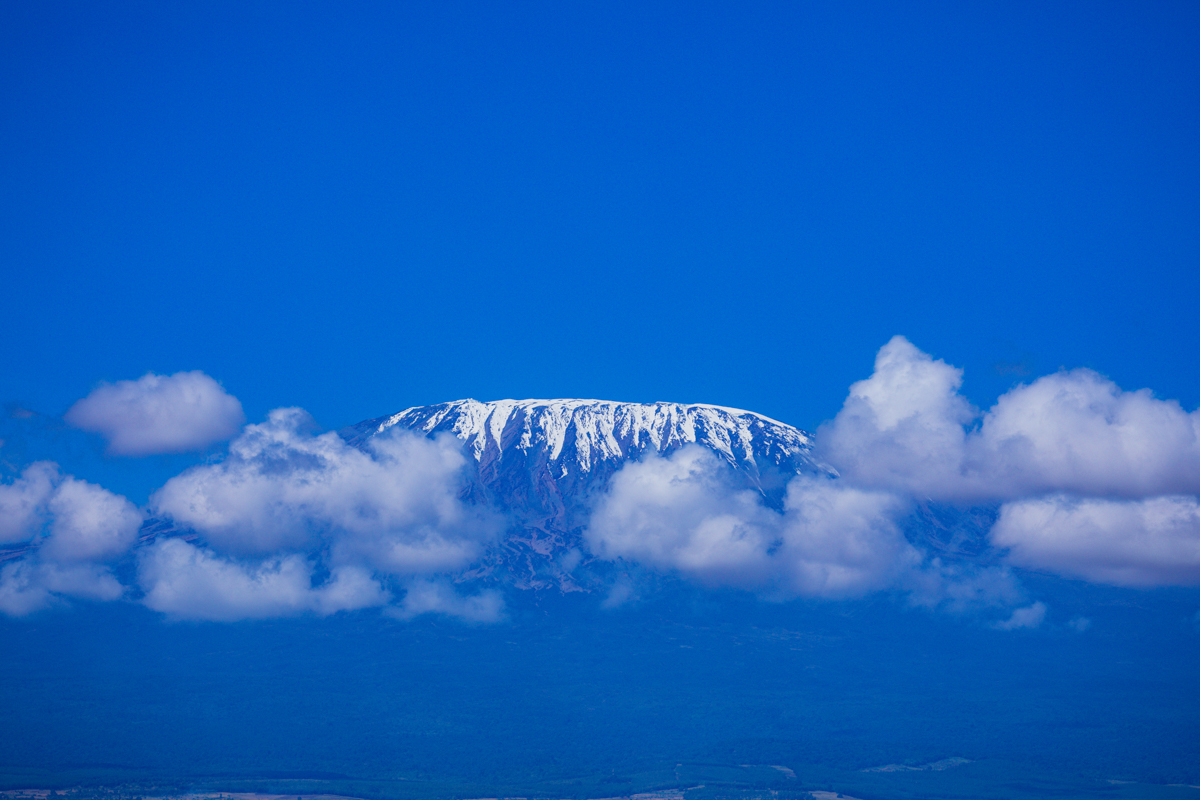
left=342, top=398, right=823, bottom=480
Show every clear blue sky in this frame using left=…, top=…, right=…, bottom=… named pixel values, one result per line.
left=3, top=0, right=1198, bottom=438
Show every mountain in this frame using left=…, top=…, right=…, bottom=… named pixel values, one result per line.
left=341, top=399, right=833, bottom=589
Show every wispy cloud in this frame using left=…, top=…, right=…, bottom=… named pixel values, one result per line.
left=390, top=579, right=505, bottom=623
left=0, top=560, right=125, bottom=617
left=993, top=601, right=1047, bottom=630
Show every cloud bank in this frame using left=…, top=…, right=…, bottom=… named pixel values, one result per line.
left=813, top=336, right=1200, bottom=588
left=9, top=341, right=1199, bottom=620
left=65, top=371, right=245, bottom=456
left=583, top=336, right=1200, bottom=601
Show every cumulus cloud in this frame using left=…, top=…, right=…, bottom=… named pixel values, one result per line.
left=818, top=336, right=978, bottom=498
left=981, top=370, right=1200, bottom=498
left=151, top=408, right=501, bottom=568
left=991, top=495, right=1200, bottom=587
left=65, top=371, right=245, bottom=456
left=132, top=409, right=506, bottom=620
left=0, top=465, right=141, bottom=559
left=391, top=579, right=505, bottom=623
left=815, top=336, right=1200, bottom=590
left=138, top=538, right=389, bottom=621
left=818, top=336, right=1200, bottom=501
left=42, top=477, right=142, bottom=562
left=0, top=462, right=58, bottom=543
left=0, top=463, right=141, bottom=616
left=586, top=446, right=918, bottom=598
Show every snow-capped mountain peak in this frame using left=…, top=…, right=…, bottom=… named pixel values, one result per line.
left=341, top=398, right=817, bottom=477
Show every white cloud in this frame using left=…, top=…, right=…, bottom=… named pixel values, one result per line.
left=0, top=560, right=125, bottom=616
left=778, top=476, right=919, bottom=597
left=36, top=561, right=125, bottom=601
left=65, top=371, right=245, bottom=456
left=0, top=462, right=142, bottom=616
left=136, top=409, right=505, bottom=620
left=586, top=447, right=778, bottom=587
left=991, top=495, right=1200, bottom=587
left=815, top=337, right=1200, bottom=590
left=980, top=369, right=1200, bottom=498
left=41, top=476, right=142, bottom=562
left=994, top=601, right=1047, bottom=630
left=138, top=538, right=389, bottom=621
left=585, top=446, right=918, bottom=598
left=818, top=336, right=1200, bottom=501
left=0, top=561, right=54, bottom=616
left=151, top=408, right=502, bottom=570
left=0, top=464, right=141, bottom=559
left=391, top=579, right=505, bottom=623
left=817, top=336, right=978, bottom=498
left=0, top=461, right=58, bottom=543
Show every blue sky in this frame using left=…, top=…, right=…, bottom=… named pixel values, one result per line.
left=2, top=1, right=1198, bottom=469
left=3, top=8, right=1200, bottom=785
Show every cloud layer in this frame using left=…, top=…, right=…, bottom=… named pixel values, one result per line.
left=8, top=341, right=1199, bottom=620
left=583, top=336, right=1200, bottom=601
left=65, top=371, right=245, bottom=456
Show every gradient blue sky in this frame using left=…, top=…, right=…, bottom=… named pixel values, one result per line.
left=3, top=0, right=1198, bottom=442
